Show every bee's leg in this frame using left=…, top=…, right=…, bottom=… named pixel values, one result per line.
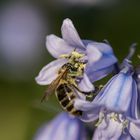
left=68, top=71, right=83, bottom=77
left=85, top=85, right=104, bottom=101
left=85, top=93, right=95, bottom=101
left=74, top=85, right=104, bottom=102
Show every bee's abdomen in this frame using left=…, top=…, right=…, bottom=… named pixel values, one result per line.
left=56, top=84, right=82, bottom=116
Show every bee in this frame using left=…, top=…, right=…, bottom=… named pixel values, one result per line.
left=41, top=50, right=94, bottom=116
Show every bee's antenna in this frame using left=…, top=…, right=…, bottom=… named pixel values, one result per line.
left=41, top=95, right=46, bottom=103
left=40, top=92, right=48, bottom=103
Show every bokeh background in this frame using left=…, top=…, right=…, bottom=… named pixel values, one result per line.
left=0, top=0, right=140, bottom=139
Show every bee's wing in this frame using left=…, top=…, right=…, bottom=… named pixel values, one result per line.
left=41, top=68, right=68, bottom=102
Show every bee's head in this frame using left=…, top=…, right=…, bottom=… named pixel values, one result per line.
left=71, top=51, right=84, bottom=59
left=59, top=50, right=85, bottom=65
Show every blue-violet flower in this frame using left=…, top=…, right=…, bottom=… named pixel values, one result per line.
left=35, top=18, right=117, bottom=93
left=75, top=60, right=140, bottom=140
left=34, top=112, right=87, bottom=140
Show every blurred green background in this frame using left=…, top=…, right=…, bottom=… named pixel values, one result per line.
left=0, top=0, right=140, bottom=140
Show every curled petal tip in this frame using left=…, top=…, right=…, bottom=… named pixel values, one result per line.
left=63, top=18, right=73, bottom=24
left=61, top=18, right=85, bottom=49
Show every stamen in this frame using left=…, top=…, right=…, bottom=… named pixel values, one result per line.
left=59, top=54, right=70, bottom=59
left=110, top=112, right=118, bottom=121
left=122, top=120, right=129, bottom=134
left=95, top=112, right=105, bottom=127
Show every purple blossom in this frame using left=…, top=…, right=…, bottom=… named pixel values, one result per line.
left=34, top=112, right=87, bottom=140
left=74, top=60, right=140, bottom=140
left=35, top=18, right=117, bottom=92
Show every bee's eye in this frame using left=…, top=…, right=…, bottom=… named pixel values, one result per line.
left=71, top=67, right=77, bottom=71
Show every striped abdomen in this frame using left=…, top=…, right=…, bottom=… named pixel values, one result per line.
left=56, top=83, right=82, bottom=116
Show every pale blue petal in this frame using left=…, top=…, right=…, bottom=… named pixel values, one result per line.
left=103, top=119, right=122, bottom=140
left=86, top=43, right=117, bottom=69
left=94, top=71, right=133, bottom=113
left=134, top=68, right=140, bottom=116
left=34, top=113, right=67, bottom=140
left=86, top=51, right=117, bottom=72
left=126, top=80, right=138, bottom=119
left=86, top=44, right=102, bottom=65
left=46, top=34, right=74, bottom=58
left=34, top=113, right=87, bottom=140
left=137, top=76, right=140, bottom=116
left=92, top=119, right=108, bottom=140
left=74, top=99, right=99, bottom=122
left=119, top=134, right=133, bottom=140
left=91, top=42, right=114, bottom=54
left=35, top=59, right=67, bottom=85
left=82, top=39, right=94, bottom=46
left=61, top=18, right=85, bottom=49
left=74, top=90, right=86, bottom=100
left=34, top=124, right=50, bottom=140
left=80, top=109, right=99, bottom=122
left=128, top=119, right=140, bottom=140
left=93, top=117, right=123, bottom=140
left=86, top=43, right=117, bottom=82
left=78, top=74, right=95, bottom=92
left=86, top=65, right=115, bottom=82
left=74, top=99, right=96, bottom=111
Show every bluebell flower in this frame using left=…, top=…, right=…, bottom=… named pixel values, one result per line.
left=35, top=18, right=117, bottom=92
left=74, top=60, right=140, bottom=140
left=92, top=113, right=139, bottom=140
left=34, top=112, right=87, bottom=140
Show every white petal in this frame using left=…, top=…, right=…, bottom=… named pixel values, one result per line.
left=46, top=34, right=74, bottom=58
left=35, top=59, right=67, bottom=85
left=61, top=18, right=85, bottom=49
left=78, top=74, right=95, bottom=92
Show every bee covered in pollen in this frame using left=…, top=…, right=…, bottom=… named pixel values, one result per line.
left=41, top=50, right=95, bottom=116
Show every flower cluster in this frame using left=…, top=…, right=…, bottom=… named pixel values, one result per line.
left=75, top=59, right=140, bottom=139
left=35, top=18, right=140, bottom=140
